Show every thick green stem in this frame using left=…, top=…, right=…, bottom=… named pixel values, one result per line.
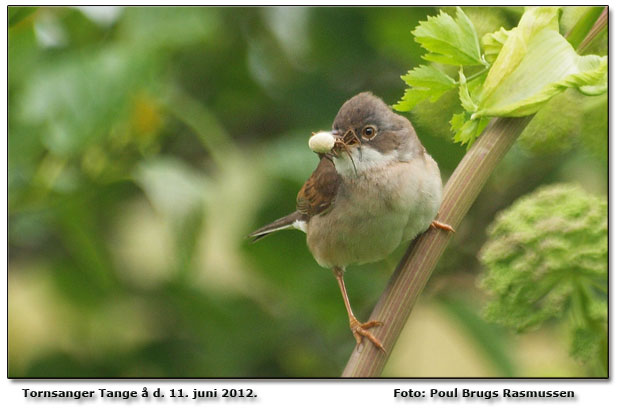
left=341, top=8, right=607, bottom=377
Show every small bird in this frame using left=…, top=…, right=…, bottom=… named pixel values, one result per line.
left=250, top=92, right=453, bottom=351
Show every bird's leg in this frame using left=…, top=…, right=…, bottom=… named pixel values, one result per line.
left=430, top=220, right=455, bottom=233
left=333, top=267, right=385, bottom=352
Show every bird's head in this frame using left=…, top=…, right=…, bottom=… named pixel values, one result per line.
left=329, top=92, right=423, bottom=177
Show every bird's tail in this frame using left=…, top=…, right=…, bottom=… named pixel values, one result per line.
left=248, top=211, right=306, bottom=242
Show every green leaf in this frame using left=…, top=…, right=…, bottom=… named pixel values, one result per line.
left=474, top=7, right=607, bottom=119
left=479, top=7, right=559, bottom=100
left=450, top=112, right=466, bottom=131
left=458, top=68, right=477, bottom=112
left=481, top=27, right=513, bottom=64
left=450, top=112, right=488, bottom=148
left=413, top=7, right=486, bottom=66
left=393, top=65, right=456, bottom=112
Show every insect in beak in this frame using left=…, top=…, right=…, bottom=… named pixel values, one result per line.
left=331, top=129, right=360, bottom=176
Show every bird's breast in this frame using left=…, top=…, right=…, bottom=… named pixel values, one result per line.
left=306, top=153, right=442, bottom=268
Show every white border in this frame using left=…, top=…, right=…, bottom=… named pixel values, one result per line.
left=3, top=2, right=616, bottom=409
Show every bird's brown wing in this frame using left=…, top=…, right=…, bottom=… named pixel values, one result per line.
left=296, top=156, right=341, bottom=218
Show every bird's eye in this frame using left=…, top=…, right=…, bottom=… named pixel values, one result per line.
left=362, top=125, right=377, bottom=139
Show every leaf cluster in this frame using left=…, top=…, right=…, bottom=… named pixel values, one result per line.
left=395, top=7, right=607, bottom=148
left=479, top=184, right=607, bottom=372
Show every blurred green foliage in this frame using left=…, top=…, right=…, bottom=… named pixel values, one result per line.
left=9, top=6, right=607, bottom=377
left=479, top=184, right=607, bottom=375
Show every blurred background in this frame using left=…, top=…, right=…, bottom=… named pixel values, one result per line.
left=8, top=6, right=607, bottom=377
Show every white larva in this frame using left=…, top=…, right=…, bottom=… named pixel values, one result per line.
left=308, top=131, right=335, bottom=154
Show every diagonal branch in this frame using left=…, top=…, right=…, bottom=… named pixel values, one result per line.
left=341, top=8, right=607, bottom=377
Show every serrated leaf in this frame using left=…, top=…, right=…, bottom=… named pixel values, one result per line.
left=402, top=65, right=456, bottom=91
left=450, top=112, right=466, bottom=131
left=458, top=68, right=478, bottom=112
left=474, top=7, right=607, bottom=118
left=413, top=7, right=485, bottom=66
left=393, top=65, right=456, bottom=112
left=453, top=119, right=479, bottom=147
left=393, top=89, right=420, bottom=112
left=450, top=112, right=489, bottom=148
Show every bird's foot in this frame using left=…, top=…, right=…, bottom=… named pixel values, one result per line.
left=350, top=319, right=385, bottom=352
left=431, top=220, right=455, bottom=233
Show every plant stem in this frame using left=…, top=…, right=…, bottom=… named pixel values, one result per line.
left=341, top=9, right=607, bottom=377
left=577, top=7, right=608, bottom=54
left=466, top=67, right=489, bottom=82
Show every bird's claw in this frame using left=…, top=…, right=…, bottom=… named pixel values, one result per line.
left=431, top=220, right=455, bottom=233
left=350, top=319, right=385, bottom=352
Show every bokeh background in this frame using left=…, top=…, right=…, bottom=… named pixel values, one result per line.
left=8, top=6, right=608, bottom=377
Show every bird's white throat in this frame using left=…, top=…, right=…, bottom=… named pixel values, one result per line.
left=333, top=146, right=400, bottom=177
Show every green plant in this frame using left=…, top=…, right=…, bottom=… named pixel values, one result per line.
left=480, top=184, right=607, bottom=375
left=394, top=7, right=607, bottom=147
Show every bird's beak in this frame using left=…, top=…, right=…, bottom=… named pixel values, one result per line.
left=331, top=129, right=360, bottom=156
left=329, top=129, right=360, bottom=176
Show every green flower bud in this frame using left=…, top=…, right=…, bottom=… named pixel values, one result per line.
left=479, top=184, right=607, bottom=332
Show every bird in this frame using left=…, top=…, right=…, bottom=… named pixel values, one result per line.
left=249, top=92, right=453, bottom=352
